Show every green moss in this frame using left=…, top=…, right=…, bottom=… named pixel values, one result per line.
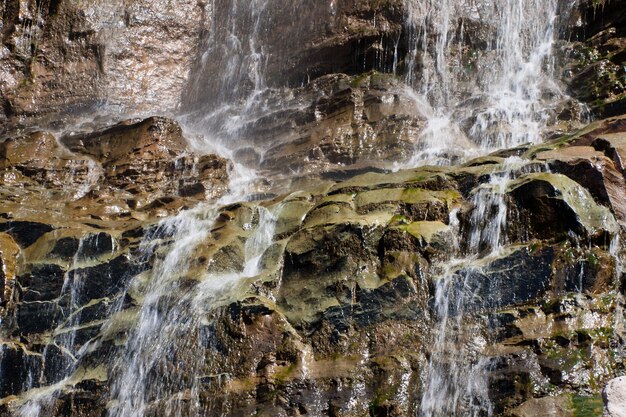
left=273, top=363, right=296, bottom=383
left=388, top=214, right=410, bottom=226
left=350, top=71, right=380, bottom=88
left=571, top=395, right=604, bottom=417
left=586, top=252, right=599, bottom=268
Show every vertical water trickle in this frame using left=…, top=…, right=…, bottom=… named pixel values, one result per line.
left=400, top=1, right=572, bottom=414
left=419, top=158, right=548, bottom=417
left=17, top=234, right=116, bottom=417
left=107, top=203, right=278, bottom=417
left=183, top=0, right=272, bottom=142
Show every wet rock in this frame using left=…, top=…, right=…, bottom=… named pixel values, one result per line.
left=184, top=0, right=407, bottom=109
left=0, top=132, right=65, bottom=169
left=61, top=117, right=187, bottom=164
left=604, top=377, right=626, bottom=417
left=0, top=116, right=230, bottom=225
left=551, top=246, right=615, bottom=294
left=593, top=132, right=626, bottom=175
left=68, top=254, right=146, bottom=306
left=0, top=221, right=54, bottom=248
left=49, top=237, right=82, bottom=260
left=15, top=301, right=63, bottom=335
left=18, top=264, right=66, bottom=302
left=0, top=344, right=43, bottom=397
left=42, top=344, right=75, bottom=385
left=536, top=146, right=626, bottom=227
left=1, top=0, right=210, bottom=126
left=507, top=172, right=618, bottom=242
left=250, top=73, right=428, bottom=176
left=562, top=0, right=626, bottom=117
left=80, top=233, right=115, bottom=259
left=61, top=116, right=230, bottom=202
left=451, top=246, right=554, bottom=314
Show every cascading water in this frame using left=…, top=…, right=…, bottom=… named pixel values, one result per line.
left=107, top=203, right=278, bottom=417
left=397, top=3, right=582, bottom=412
left=4, top=0, right=621, bottom=416
left=419, top=157, right=549, bottom=417
left=402, top=0, right=567, bottom=166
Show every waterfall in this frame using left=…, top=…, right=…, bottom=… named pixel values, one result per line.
left=399, top=3, right=574, bottom=409
left=419, top=157, right=549, bottom=417
left=402, top=0, right=565, bottom=166
left=104, top=192, right=277, bottom=417
left=4, top=0, right=622, bottom=415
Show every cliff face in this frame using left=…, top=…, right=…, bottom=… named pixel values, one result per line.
left=0, top=0, right=625, bottom=416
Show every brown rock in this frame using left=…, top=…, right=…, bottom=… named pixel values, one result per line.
left=0, top=233, right=19, bottom=305
left=232, top=73, right=428, bottom=176
left=1, top=0, right=210, bottom=127
left=61, top=117, right=188, bottom=164
left=0, top=132, right=63, bottom=169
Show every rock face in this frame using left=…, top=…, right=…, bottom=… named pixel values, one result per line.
left=0, top=0, right=625, bottom=416
left=223, top=73, right=429, bottom=177
left=0, top=115, right=624, bottom=416
left=1, top=0, right=210, bottom=129
left=0, top=116, right=230, bottom=224
left=562, top=0, right=626, bottom=117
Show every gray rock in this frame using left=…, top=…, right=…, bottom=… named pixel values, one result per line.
left=604, top=377, right=626, bottom=417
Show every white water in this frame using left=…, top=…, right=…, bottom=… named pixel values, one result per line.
left=106, top=200, right=277, bottom=417
left=401, top=0, right=565, bottom=166
left=402, top=3, right=568, bottom=412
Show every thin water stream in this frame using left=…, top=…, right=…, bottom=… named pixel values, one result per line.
left=419, top=157, right=548, bottom=417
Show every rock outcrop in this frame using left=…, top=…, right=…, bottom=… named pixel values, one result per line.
left=562, top=0, right=626, bottom=117
left=1, top=0, right=210, bottom=130
left=0, top=115, right=624, bottom=416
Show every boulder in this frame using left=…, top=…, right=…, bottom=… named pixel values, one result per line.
left=61, top=117, right=188, bottom=165
left=604, top=377, right=626, bottom=417
left=536, top=145, right=626, bottom=227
